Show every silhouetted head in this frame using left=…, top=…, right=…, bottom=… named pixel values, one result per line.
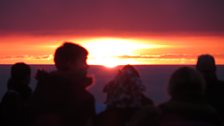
left=119, top=64, right=140, bottom=78
left=196, top=54, right=216, bottom=73
left=54, top=42, right=88, bottom=71
left=11, top=62, right=31, bottom=81
left=104, top=64, right=145, bottom=108
left=8, top=62, right=32, bottom=99
left=8, top=62, right=31, bottom=89
left=169, top=67, right=206, bottom=101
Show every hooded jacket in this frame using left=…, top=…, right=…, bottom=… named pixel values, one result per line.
left=31, top=70, right=95, bottom=126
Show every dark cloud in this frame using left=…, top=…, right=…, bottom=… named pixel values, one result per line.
left=1, top=53, right=224, bottom=64
left=116, top=54, right=194, bottom=59
left=117, top=53, right=224, bottom=59
left=1, top=55, right=53, bottom=60
left=0, top=0, right=224, bottom=35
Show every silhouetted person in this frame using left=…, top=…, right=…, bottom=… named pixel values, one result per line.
left=159, top=67, right=222, bottom=126
left=196, top=54, right=224, bottom=120
left=0, top=62, right=32, bottom=126
left=30, top=42, right=95, bottom=126
left=96, top=65, right=159, bottom=126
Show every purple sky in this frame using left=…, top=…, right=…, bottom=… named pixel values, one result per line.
left=0, top=0, right=224, bottom=35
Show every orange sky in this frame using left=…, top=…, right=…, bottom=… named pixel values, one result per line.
left=0, top=35, right=223, bottom=66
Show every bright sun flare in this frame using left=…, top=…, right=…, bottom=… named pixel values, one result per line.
left=81, top=38, right=156, bottom=68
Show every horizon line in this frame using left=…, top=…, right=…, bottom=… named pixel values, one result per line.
left=0, top=64, right=224, bottom=66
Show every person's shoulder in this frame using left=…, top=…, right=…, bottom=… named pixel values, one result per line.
left=4, top=90, right=20, bottom=98
left=1, top=90, right=22, bottom=105
left=34, top=70, right=68, bottom=96
left=141, top=94, right=154, bottom=105
left=36, top=70, right=67, bottom=84
left=35, top=70, right=51, bottom=84
left=158, top=101, right=172, bottom=109
left=135, top=104, right=161, bottom=117
left=217, top=80, right=224, bottom=85
left=213, top=80, right=224, bottom=91
left=98, top=107, right=132, bottom=118
left=159, top=100, right=219, bottom=116
left=126, top=105, right=160, bottom=126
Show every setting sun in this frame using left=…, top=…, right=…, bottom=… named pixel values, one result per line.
left=0, top=36, right=224, bottom=65
left=0, top=0, right=224, bottom=66
left=81, top=38, right=162, bottom=67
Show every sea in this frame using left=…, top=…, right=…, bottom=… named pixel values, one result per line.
left=1, top=65, right=224, bottom=113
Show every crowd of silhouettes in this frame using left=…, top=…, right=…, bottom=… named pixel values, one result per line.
left=0, top=42, right=224, bottom=126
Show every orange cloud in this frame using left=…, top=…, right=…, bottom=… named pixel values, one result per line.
left=0, top=35, right=224, bottom=65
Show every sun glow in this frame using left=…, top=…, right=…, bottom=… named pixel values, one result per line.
left=0, top=36, right=224, bottom=65
left=81, top=38, right=159, bottom=68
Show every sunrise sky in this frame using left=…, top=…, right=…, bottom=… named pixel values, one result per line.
left=0, top=0, right=224, bottom=66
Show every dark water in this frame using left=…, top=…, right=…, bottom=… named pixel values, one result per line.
left=1, top=65, right=224, bottom=113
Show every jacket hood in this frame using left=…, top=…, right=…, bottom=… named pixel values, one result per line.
left=36, top=70, right=93, bottom=89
